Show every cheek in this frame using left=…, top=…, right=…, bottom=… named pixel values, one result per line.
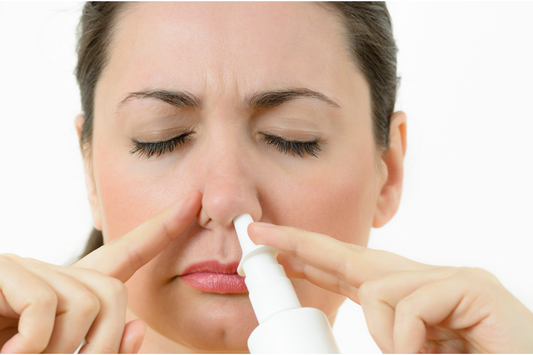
left=263, top=168, right=376, bottom=325
left=92, top=142, right=188, bottom=241
left=265, top=152, right=377, bottom=246
left=266, top=153, right=377, bottom=315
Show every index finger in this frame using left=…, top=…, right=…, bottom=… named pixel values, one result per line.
left=74, top=190, right=202, bottom=283
left=248, top=223, right=432, bottom=288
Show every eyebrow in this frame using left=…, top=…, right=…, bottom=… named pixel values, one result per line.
left=118, top=88, right=341, bottom=111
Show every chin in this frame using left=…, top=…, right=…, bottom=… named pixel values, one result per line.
left=126, top=269, right=344, bottom=352
left=128, top=277, right=259, bottom=352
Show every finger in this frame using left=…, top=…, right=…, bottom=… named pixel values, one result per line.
left=0, top=290, right=19, bottom=320
left=0, top=255, right=56, bottom=354
left=0, top=286, right=21, bottom=348
left=119, top=320, right=146, bottom=354
left=8, top=258, right=100, bottom=354
left=47, top=267, right=128, bottom=354
left=21, top=259, right=130, bottom=353
left=392, top=270, right=489, bottom=354
left=357, top=268, right=457, bottom=353
left=248, top=223, right=430, bottom=288
left=276, top=252, right=360, bottom=302
left=75, top=190, right=202, bottom=283
left=0, top=328, right=17, bottom=349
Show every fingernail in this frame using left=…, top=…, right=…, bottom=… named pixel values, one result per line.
left=253, top=222, right=277, bottom=227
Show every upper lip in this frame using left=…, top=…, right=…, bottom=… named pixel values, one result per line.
left=180, top=260, right=240, bottom=276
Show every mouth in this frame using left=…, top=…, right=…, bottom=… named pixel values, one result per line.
left=179, top=260, right=247, bottom=293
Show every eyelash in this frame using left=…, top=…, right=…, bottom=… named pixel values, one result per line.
left=130, top=132, right=321, bottom=158
left=260, top=134, right=321, bottom=158
left=130, top=132, right=192, bottom=158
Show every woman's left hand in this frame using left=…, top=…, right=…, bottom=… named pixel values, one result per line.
left=248, top=223, right=533, bottom=353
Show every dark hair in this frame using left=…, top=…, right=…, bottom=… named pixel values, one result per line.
left=76, top=1, right=399, bottom=259
left=320, top=2, right=399, bottom=151
left=76, top=2, right=133, bottom=258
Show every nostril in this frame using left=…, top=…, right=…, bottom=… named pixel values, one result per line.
left=197, top=180, right=263, bottom=228
left=197, top=205, right=212, bottom=228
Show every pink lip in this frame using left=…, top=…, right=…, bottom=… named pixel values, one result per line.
left=179, top=261, right=247, bottom=293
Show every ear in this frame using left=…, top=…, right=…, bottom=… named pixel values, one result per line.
left=75, top=114, right=103, bottom=231
left=373, top=111, right=407, bottom=228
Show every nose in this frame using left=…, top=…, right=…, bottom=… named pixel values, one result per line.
left=196, top=133, right=263, bottom=230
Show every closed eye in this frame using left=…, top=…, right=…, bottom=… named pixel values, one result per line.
left=261, top=133, right=321, bottom=158
left=130, top=131, right=192, bottom=158
left=130, top=131, right=322, bottom=159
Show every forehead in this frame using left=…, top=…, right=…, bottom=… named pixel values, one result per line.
left=102, top=2, right=364, bottom=111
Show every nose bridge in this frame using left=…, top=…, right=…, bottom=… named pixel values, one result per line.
left=197, top=124, right=262, bottom=229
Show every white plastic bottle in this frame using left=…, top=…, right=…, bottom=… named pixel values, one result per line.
left=233, top=214, right=340, bottom=354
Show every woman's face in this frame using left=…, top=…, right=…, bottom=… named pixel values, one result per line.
left=88, top=2, right=386, bottom=352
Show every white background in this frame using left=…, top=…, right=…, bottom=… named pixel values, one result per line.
left=1, top=2, right=532, bottom=353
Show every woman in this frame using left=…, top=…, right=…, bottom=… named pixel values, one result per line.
left=1, top=2, right=532, bottom=353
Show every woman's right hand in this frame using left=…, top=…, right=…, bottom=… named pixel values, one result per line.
left=0, top=190, right=202, bottom=354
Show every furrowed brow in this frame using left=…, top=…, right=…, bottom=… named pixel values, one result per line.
left=117, top=88, right=340, bottom=111
left=244, top=88, right=341, bottom=110
left=119, top=90, right=201, bottom=110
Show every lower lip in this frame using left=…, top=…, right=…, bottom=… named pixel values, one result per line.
left=180, top=273, right=247, bottom=293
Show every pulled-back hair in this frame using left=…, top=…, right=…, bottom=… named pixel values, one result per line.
left=75, top=1, right=399, bottom=258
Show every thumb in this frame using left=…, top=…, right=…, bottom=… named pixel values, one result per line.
left=119, top=319, right=146, bottom=354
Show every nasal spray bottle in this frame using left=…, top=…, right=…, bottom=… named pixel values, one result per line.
left=233, top=214, right=340, bottom=353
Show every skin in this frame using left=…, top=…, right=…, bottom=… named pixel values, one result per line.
left=87, top=2, right=395, bottom=352
left=0, top=2, right=531, bottom=354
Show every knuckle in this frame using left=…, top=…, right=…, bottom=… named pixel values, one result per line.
left=460, top=267, right=503, bottom=291
left=456, top=266, right=484, bottom=277
left=395, top=297, right=417, bottom=319
left=104, top=277, right=128, bottom=300
left=346, top=242, right=366, bottom=255
left=125, top=246, right=145, bottom=273
left=358, top=280, right=381, bottom=305
left=332, top=258, right=349, bottom=280
left=331, top=243, right=361, bottom=280
left=77, top=292, right=101, bottom=318
left=456, top=266, right=501, bottom=286
left=78, top=267, right=105, bottom=279
left=35, top=288, right=58, bottom=310
left=160, top=217, right=174, bottom=242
